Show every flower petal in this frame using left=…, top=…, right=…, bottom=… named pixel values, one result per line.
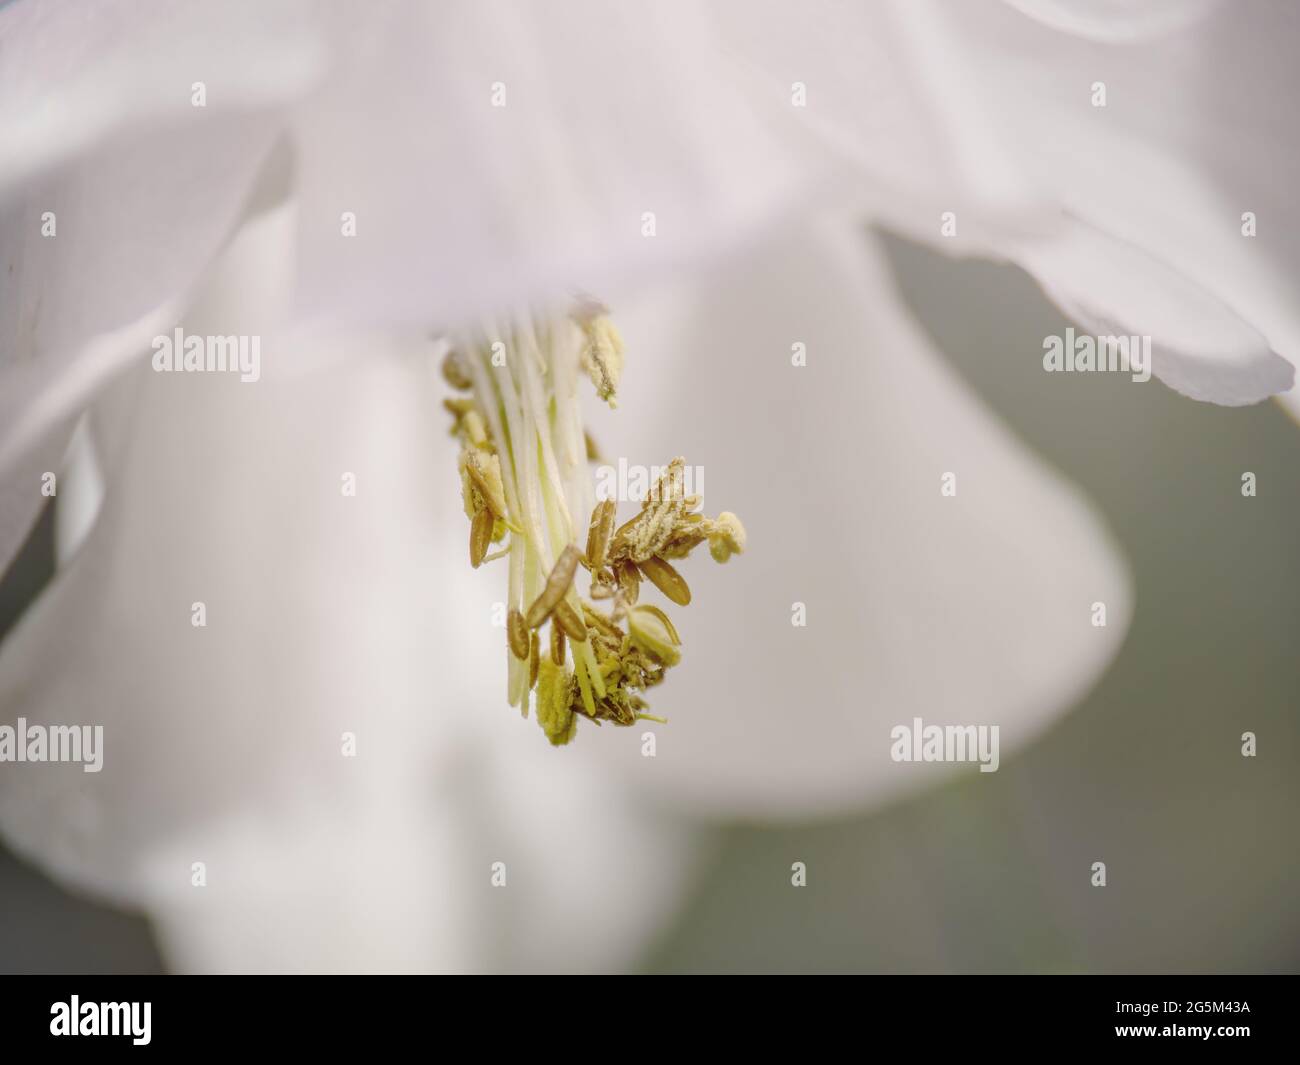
left=0, top=332, right=698, bottom=971
left=288, top=0, right=808, bottom=331
left=886, top=0, right=1300, bottom=404
left=0, top=206, right=697, bottom=972
left=0, top=0, right=327, bottom=574
left=146, top=737, right=698, bottom=973
left=0, top=0, right=323, bottom=192
left=713, top=0, right=1300, bottom=405
left=1016, top=222, right=1295, bottom=406
left=998, top=0, right=1220, bottom=43
left=570, top=222, right=1132, bottom=820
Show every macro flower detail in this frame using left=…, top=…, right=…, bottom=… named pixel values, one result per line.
left=443, top=305, right=746, bottom=745
left=4, top=0, right=1293, bottom=981
left=573, top=298, right=626, bottom=408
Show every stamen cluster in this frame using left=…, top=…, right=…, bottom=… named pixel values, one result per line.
left=442, top=303, right=745, bottom=746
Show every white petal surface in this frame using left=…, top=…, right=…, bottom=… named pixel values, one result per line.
left=288, top=0, right=809, bottom=332
left=886, top=0, right=1300, bottom=404
left=568, top=221, right=1133, bottom=819
left=0, top=0, right=326, bottom=573
left=999, top=0, right=1220, bottom=42
left=0, top=214, right=695, bottom=973
left=1019, top=225, right=1294, bottom=406
left=0, top=0, right=323, bottom=192
left=0, top=0, right=819, bottom=575
left=711, top=0, right=1299, bottom=405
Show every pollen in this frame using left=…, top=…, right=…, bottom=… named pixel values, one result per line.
left=440, top=301, right=745, bottom=746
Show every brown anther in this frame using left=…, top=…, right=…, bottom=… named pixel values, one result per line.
left=525, top=544, right=582, bottom=628
left=507, top=608, right=529, bottom=659
left=469, top=508, right=494, bottom=569
left=553, top=598, right=589, bottom=643
left=550, top=621, right=567, bottom=666
left=462, top=448, right=508, bottom=520
left=615, top=559, right=641, bottom=605
left=582, top=605, right=624, bottom=639
left=585, top=499, right=617, bottom=570
left=637, top=554, right=691, bottom=606
left=441, top=349, right=474, bottom=390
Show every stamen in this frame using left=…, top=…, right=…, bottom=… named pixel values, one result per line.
left=526, top=544, right=582, bottom=629
left=468, top=508, right=493, bottom=569
left=507, top=609, right=529, bottom=660
left=636, top=555, right=692, bottom=607
left=441, top=300, right=746, bottom=745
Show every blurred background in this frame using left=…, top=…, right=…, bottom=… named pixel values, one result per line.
left=2, top=232, right=1296, bottom=974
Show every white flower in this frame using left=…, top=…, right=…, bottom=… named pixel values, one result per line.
left=0, top=0, right=1290, bottom=971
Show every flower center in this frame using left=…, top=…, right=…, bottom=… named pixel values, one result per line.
left=442, top=300, right=745, bottom=746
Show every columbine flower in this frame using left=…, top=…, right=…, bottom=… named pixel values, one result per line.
left=0, top=0, right=1294, bottom=972
left=440, top=310, right=745, bottom=745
